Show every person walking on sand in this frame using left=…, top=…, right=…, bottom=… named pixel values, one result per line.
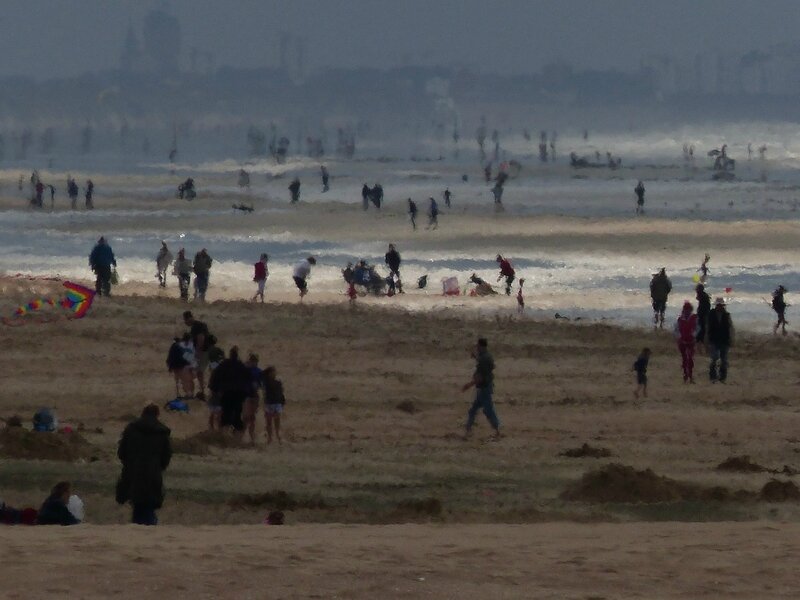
left=517, top=279, right=525, bottom=314
left=443, top=187, right=452, bottom=208
left=321, top=165, right=330, bottom=192
left=173, top=248, right=193, bottom=301
left=262, top=366, right=286, bottom=444
left=209, top=346, right=251, bottom=437
left=695, top=283, right=711, bottom=351
left=288, top=177, right=301, bottom=203
left=385, top=243, right=403, bottom=294
left=89, top=236, right=116, bottom=297
left=674, top=301, right=698, bottom=383
left=193, top=248, right=213, bottom=301
left=633, top=347, right=651, bottom=398
left=707, top=298, right=734, bottom=383
left=634, top=180, right=645, bottom=214
left=85, top=179, right=95, bottom=209
left=47, top=184, right=56, bottom=210
left=426, top=197, right=439, bottom=230
left=462, top=338, right=501, bottom=439
left=183, top=310, right=213, bottom=400
left=649, top=268, right=672, bottom=329
left=496, top=255, right=516, bottom=295
left=253, top=253, right=269, bottom=302
left=116, top=404, right=172, bottom=526
left=362, top=184, right=371, bottom=211
left=772, top=285, right=788, bottom=335
left=293, top=256, right=316, bottom=300
left=155, top=241, right=173, bottom=288
left=408, top=198, right=418, bottom=230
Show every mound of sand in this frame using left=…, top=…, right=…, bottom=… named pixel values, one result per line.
left=716, top=455, right=768, bottom=473
left=560, top=443, right=612, bottom=458
left=560, top=463, right=756, bottom=504
left=228, top=490, right=328, bottom=511
left=0, top=426, right=97, bottom=462
left=760, top=479, right=800, bottom=502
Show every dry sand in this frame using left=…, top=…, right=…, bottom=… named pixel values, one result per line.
left=3, top=522, right=800, bottom=599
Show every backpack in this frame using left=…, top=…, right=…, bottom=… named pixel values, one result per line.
left=33, top=408, right=56, bottom=432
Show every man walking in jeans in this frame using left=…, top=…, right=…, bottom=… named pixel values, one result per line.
left=462, top=337, right=501, bottom=439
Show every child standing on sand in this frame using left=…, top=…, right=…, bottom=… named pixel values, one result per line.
left=243, top=353, right=263, bottom=444
left=263, top=366, right=286, bottom=444
left=633, top=348, right=651, bottom=398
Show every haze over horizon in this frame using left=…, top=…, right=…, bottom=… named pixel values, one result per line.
left=2, top=0, right=799, bottom=80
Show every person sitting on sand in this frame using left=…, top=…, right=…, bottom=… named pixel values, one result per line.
left=633, top=348, right=650, bottom=398
left=243, top=353, right=262, bottom=444
left=674, top=302, right=697, bottom=383
left=262, top=366, right=286, bottom=444
left=253, top=253, right=269, bottom=303
left=462, top=338, right=500, bottom=439
left=292, top=256, right=316, bottom=300
left=37, top=481, right=81, bottom=526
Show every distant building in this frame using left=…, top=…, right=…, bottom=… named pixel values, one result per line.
left=120, top=9, right=182, bottom=74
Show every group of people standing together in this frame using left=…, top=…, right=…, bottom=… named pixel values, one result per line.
left=25, top=171, right=93, bottom=210
left=167, top=311, right=287, bottom=445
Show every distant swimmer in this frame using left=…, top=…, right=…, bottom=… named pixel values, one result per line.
left=772, top=285, right=788, bottom=335
left=321, top=165, right=330, bottom=192
left=634, top=180, right=645, bottom=215
left=496, top=255, right=515, bottom=295
left=288, top=177, right=301, bottom=203
left=426, top=197, right=439, bottom=230
left=443, top=187, right=452, bottom=208
left=649, top=268, right=672, bottom=329
left=85, top=179, right=94, bottom=210
left=253, top=253, right=269, bottom=303
left=155, top=241, right=174, bottom=288
left=408, top=198, right=418, bottom=230
left=292, top=256, right=316, bottom=300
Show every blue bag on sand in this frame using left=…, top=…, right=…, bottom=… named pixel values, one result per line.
left=164, top=399, right=189, bottom=413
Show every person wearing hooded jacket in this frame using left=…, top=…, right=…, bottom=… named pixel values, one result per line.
left=117, top=404, right=172, bottom=525
left=89, top=236, right=116, bottom=297
left=649, top=268, right=672, bottom=329
left=707, top=298, right=735, bottom=383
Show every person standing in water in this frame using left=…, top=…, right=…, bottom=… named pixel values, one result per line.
left=408, top=198, right=418, bottom=230
left=253, top=253, right=269, bottom=303
left=288, top=178, right=301, bottom=203
left=155, top=242, right=173, bottom=288
left=649, top=268, right=672, bottom=329
left=426, top=197, right=439, bottom=230
left=85, top=179, right=95, bottom=209
left=384, top=244, right=403, bottom=294
left=462, top=338, right=500, bottom=439
left=772, top=285, right=788, bottom=335
left=320, top=165, right=330, bottom=192
left=697, top=254, right=710, bottom=284
left=173, top=249, right=193, bottom=301
left=674, top=301, right=698, bottom=383
left=634, top=180, right=645, bottom=215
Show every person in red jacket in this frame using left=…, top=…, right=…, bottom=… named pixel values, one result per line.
left=252, top=253, right=269, bottom=302
left=496, top=255, right=515, bottom=295
left=674, top=301, right=698, bottom=383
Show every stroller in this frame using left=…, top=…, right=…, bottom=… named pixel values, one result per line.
left=352, top=262, right=388, bottom=296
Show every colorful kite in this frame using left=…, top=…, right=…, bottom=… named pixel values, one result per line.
left=3, top=281, right=96, bottom=326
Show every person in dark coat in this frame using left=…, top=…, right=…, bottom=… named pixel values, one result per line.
left=695, top=284, right=711, bottom=348
left=384, top=244, right=403, bottom=293
left=208, top=346, right=251, bottom=434
left=707, top=298, right=734, bottom=383
left=89, top=236, right=116, bottom=297
left=37, top=481, right=80, bottom=526
left=772, top=285, right=788, bottom=335
left=117, top=404, right=172, bottom=525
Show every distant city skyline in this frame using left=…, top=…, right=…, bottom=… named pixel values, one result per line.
left=1, top=0, right=799, bottom=80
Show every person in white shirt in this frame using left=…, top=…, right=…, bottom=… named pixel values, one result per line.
left=292, top=256, right=317, bottom=300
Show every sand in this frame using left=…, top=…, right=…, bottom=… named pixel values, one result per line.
left=3, top=522, right=800, bottom=599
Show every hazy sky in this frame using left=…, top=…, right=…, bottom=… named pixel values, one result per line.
left=1, top=0, right=799, bottom=79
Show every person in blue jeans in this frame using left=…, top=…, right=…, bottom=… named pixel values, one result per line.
left=462, top=337, right=501, bottom=439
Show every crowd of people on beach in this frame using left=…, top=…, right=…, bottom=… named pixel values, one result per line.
left=25, top=170, right=94, bottom=210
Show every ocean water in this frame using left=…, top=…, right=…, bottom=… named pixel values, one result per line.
left=1, top=122, right=799, bottom=333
